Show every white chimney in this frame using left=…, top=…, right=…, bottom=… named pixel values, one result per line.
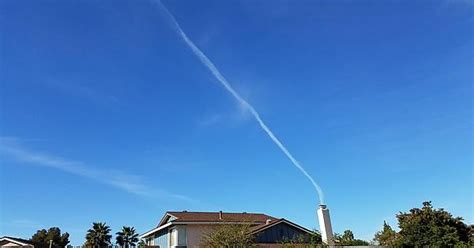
left=317, top=204, right=334, bottom=245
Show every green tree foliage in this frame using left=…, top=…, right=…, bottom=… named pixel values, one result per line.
left=85, top=222, right=112, bottom=248
left=396, top=201, right=471, bottom=247
left=116, top=226, right=139, bottom=248
left=279, top=231, right=323, bottom=248
left=373, top=201, right=473, bottom=247
left=136, top=239, right=145, bottom=248
left=341, top=230, right=354, bottom=241
left=373, top=221, right=400, bottom=246
left=31, top=227, right=70, bottom=248
left=334, top=230, right=369, bottom=246
left=200, top=223, right=256, bottom=248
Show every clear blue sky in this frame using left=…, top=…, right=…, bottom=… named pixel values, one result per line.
left=1, top=0, right=472, bottom=244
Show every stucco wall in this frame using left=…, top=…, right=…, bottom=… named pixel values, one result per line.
left=184, top=224, right=215, bottom=248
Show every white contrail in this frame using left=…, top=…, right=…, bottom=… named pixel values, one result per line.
left=0, top=138, right=195, bottom=202
left=155, top=0, right=324, bottom=204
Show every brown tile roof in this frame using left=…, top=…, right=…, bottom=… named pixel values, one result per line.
left=165, top=211, right=278, bottom=224
left=249, top=219, right=284, bottom=233
left=141, top=211, right=315, bottom=239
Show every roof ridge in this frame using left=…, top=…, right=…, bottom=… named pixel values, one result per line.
left=168, top=210, right=268, bottom=214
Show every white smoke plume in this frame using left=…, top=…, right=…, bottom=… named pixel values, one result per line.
left=154, top=0, right=325, bottom=204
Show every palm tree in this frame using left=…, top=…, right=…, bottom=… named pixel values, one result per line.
left=136, top=240, right=145, bottom=248
left=116, top=226, right=139, bottom=248
left=85, top=222, right=112, bottom=248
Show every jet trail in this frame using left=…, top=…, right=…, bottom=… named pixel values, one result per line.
left=155, top=0, right=324, bottom=204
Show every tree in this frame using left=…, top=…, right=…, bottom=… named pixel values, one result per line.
left=334, top=229, right=369, bottom=246
left=31, top=227, right=70, bottom=248
left=136, top=240, right=145, bottom=248
left=279, top=231, right=324, bottom=248
left=396, top=201, right=471, bottom=247
left=85, top=222, right=112, bottom=248
left=116, top=226, right=139, bottom=248
left=200, top=223, right=256, bottom=248
left=373, top=221, right=400, bottom=246
left=341, top=230, right=354, bottom=241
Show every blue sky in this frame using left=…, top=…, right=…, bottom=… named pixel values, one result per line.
left=0, top=0, right=472, bottom=244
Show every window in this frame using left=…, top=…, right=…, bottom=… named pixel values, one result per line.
left=147, top=237, right=154, bottom=246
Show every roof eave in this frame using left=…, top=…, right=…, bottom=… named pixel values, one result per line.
left=0, top=237, right=33, bottom=246
left=139, top=222, right=173, bottom=239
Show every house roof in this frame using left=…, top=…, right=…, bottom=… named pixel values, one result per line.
left=0, top=236, right=34, bottom=246
left=249, top=218, right=314, bottom=235
left=140, top=211, right=313, bottom=239
left=164, top=211, right=278, bottom=225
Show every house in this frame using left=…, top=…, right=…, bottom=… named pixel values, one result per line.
left=0, top=237, right=34, bottom=248
left=140, top=211, right=317, bottom=248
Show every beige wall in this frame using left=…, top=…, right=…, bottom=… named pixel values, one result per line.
left=185, top=224, right=215, bottom=248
